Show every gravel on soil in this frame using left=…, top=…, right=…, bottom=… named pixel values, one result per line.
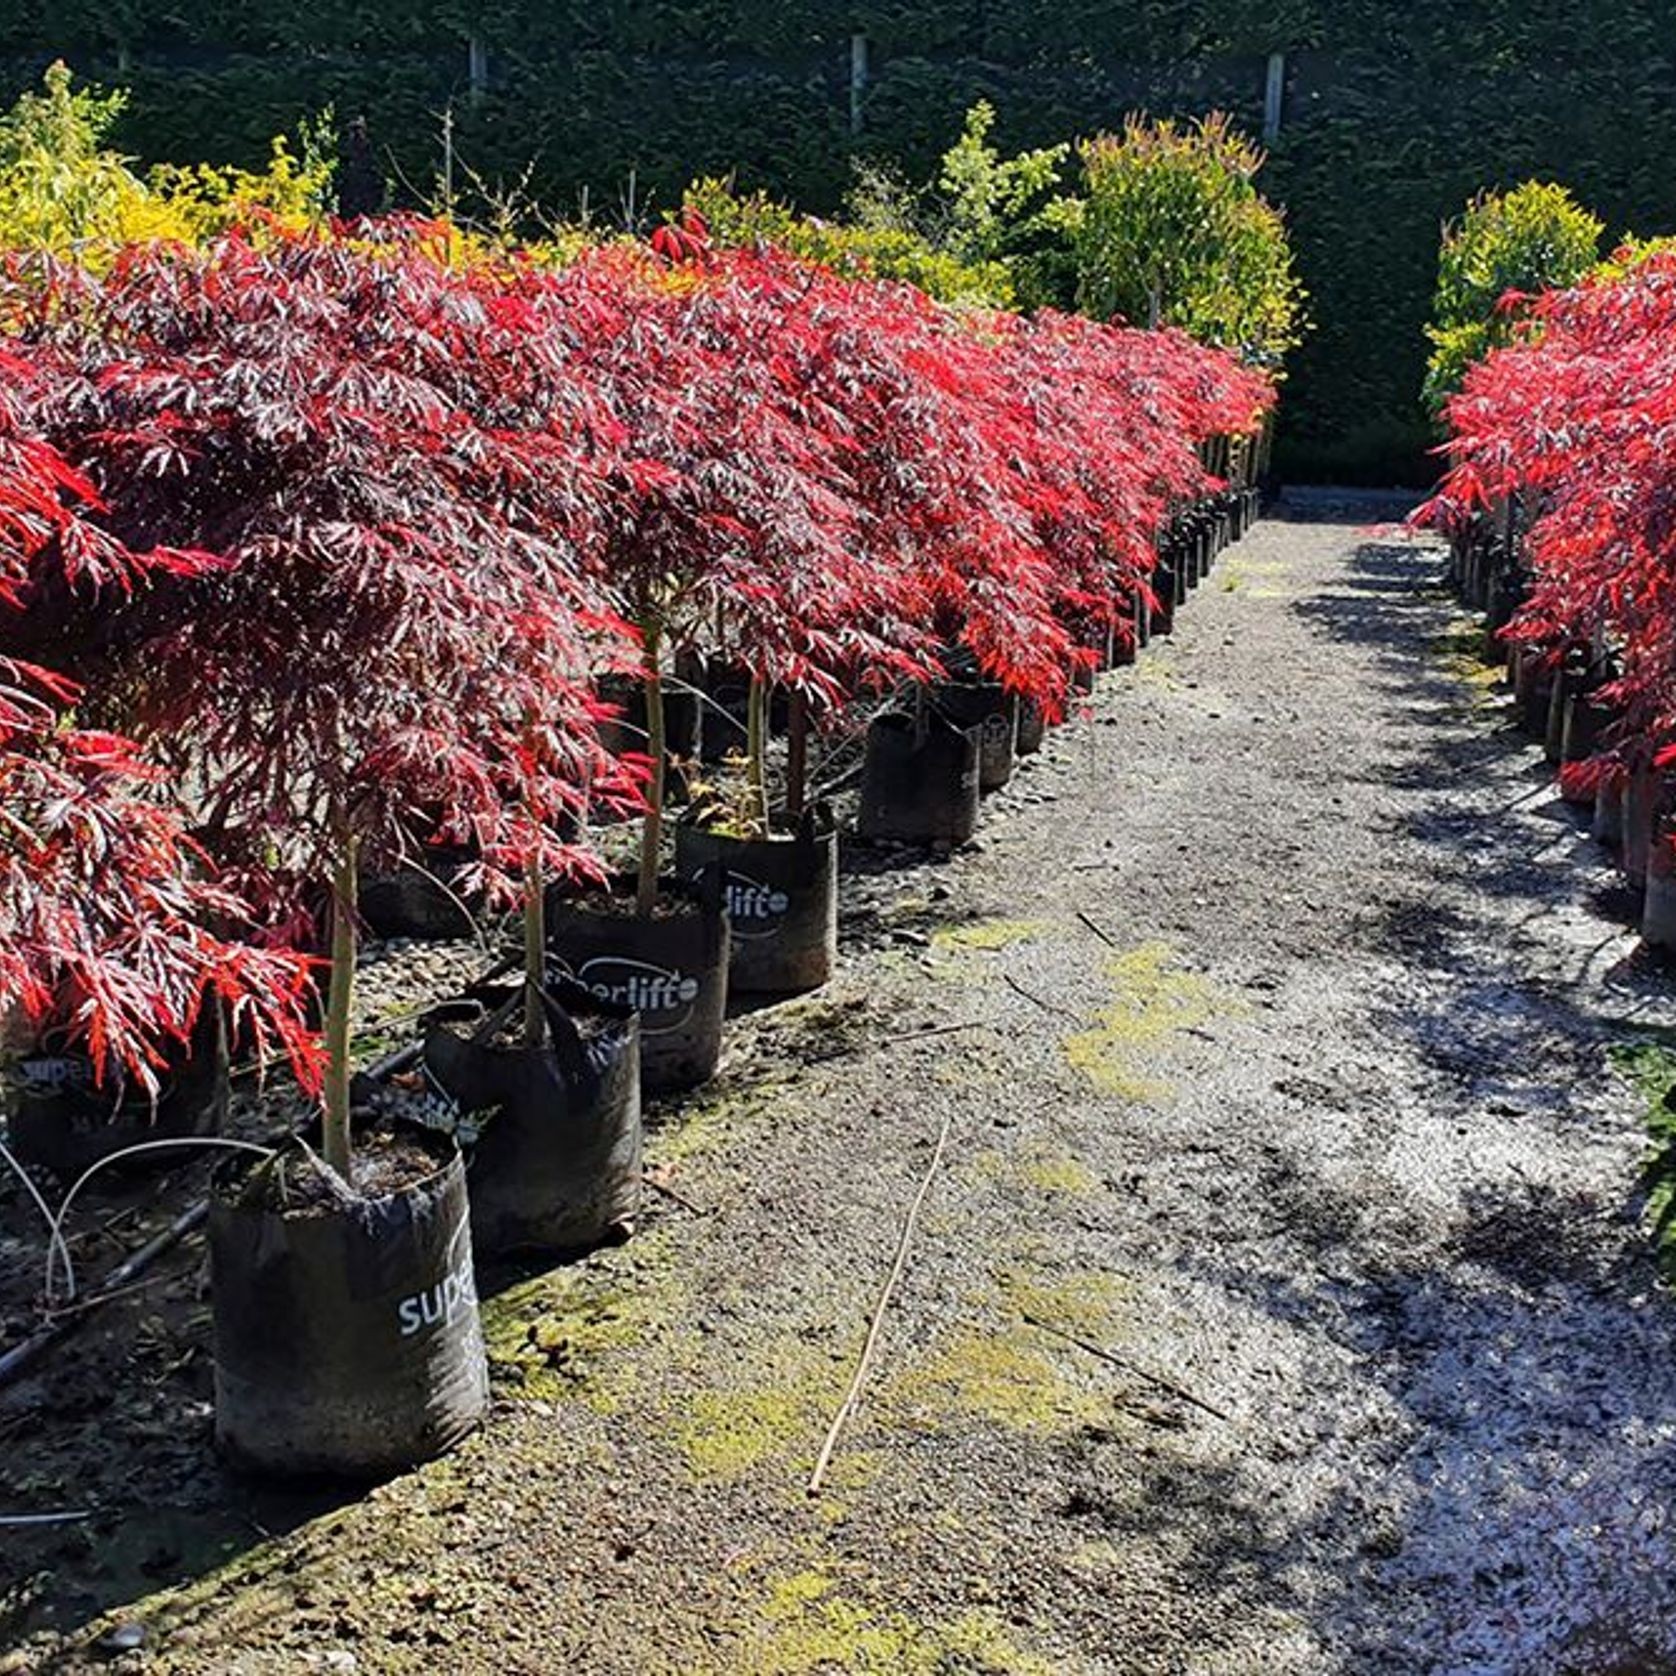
left=5, top=501, right=1676, bottom=1675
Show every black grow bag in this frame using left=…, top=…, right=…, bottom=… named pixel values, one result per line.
left=360, top=848, right=476, bottom=941
left=423, top=980, right=641, bottom=1255
left=7, top=1006, right=228, bottom=1179
left=209, top=1120, right=490, bottom=1477
left=674, top=805, right=838, bottom=994
left=545, top=870, right=729, bottom=1096
left=857, top=708, right=979, bottom=847
left=1016, top=700, right=1046, bottom=757
left=597, top=674, right=699, bottom=777
left=933, top=683, right=1018, bottom=793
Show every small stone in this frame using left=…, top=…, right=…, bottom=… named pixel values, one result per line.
left=95, top=1621, right=147, bottom=1657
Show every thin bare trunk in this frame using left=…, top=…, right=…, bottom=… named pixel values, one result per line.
left=322, top=835, right=360, bottom=1181
left=746, top=675, right=770, bottom=834
left=636, top=621, right=665, bottom=917
left=522, top=851, right=546, bottom=1047
left=785, top=690, right=809, bottom=821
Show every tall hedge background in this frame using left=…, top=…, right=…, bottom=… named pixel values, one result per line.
left=7, top=2, right=1674, bottom=481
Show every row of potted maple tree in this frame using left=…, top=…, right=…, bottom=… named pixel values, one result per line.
left=2, top=213, right=1273, bottom=1474
left=1425, top=246, right=1676, bottom=941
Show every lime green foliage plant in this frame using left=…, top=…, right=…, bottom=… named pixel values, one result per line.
left=1422, top=180, right=1603, bottom=420
left=0, top=63, right=333, bottom=259
left=1068, top=112, right=1304, bottom=367
left=681, top=174, right=1011, bottom=306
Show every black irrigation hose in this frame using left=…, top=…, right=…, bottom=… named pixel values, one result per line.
left=0, top=1200, right=209, bottom=1388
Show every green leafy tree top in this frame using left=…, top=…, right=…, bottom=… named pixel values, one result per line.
left=1067, top=112, right=1304, bottom=367
left=1422, top=181, right=1604, bottom=420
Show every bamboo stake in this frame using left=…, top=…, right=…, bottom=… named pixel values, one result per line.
left=808, top=1107, right=954, bottom=1496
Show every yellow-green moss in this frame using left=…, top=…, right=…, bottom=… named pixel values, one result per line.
left=1434, top=618, right=1505, bottom=703
left=1061, top=940, right=1223, bottom=1101
left=932, top=918, right=1052, bottom=954
left=676, top=1341, right=846, bottom=1481
left=480, top=1228, right=682, bottom=1411
left=1018, top=1154, right=1103, bottom=1194
left=885, top=1325, right=1101, bottom=1435
left=727, top=1565, right=1066, bottom=1676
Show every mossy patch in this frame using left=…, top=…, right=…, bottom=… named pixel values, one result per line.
left=884, top=1268, right=1125, bottom=1437
left=481, top=1228, right=681, bottom=1411
left=652, top=1076, right=787, bottom=1169
left=1061, top=940, right=1223, bottom=1100
left=726, top=1563, right=1066, bottom=1676
left=932, top=918, right=1052, bottom=954
left=677, top=1339, right=846, bottom=1481
left=1610, top=1038, right=1676, bottom=1273
left=971, top=1148, right=1103, bottom=1196
left=1433, top=618, right=1505, bottom=704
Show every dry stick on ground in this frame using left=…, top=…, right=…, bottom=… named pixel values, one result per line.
left=1076, top=909, right=1120, bottom=949
left=641, top=1172, right=707, bottom=1217
left=1021, top=1312, right=1239, bottom=1428
left=805, top=1018, right=994, bottom=1066
left=1002, top=970, right=1086, bottom=1024
left=808, top=1106, right=956, bottom=1497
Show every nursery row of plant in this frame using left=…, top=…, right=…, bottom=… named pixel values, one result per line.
left=1423, top=243, right=1676, bottom=945
left=0, top=198, right=1274, bottom=1474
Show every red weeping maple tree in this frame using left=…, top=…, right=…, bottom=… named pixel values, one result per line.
left=1422, top=249, right=1676, bottom=770
left=16, top=231, right=642, bottom=1176
left=0, top=346, right=319, bottom=1094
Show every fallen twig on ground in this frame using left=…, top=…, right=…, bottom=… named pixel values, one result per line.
left=1002, top=971, right=1086, bottom=1023
left=1076, top=909, right=1120, bottom=948
left=1021, top=1312, right=1238, bottom=1427
left=808, top=1106, right=956, bottom=1496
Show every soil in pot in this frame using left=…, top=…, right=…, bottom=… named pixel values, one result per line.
left=934, top=683, right=1018, bottom=793
left=209, top=1115, right=490, bottom=1477
left=423, top=980, right=641, bottom=1256
left=857, top=708, right=980, bottom=848
left=6, top=1005, right=229, bottom=1179
left=674, top=806, right=838, bottom=994
left=545, top=871, right=729, bottom=1096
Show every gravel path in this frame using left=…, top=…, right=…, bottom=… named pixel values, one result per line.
left=20, top=507, right=1676, bottom=1675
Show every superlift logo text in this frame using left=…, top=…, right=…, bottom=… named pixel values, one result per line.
left=553, top=956, right=701, bottom=1034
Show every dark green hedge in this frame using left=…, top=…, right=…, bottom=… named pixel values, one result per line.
left=8, top=2, right=1675, bottom=482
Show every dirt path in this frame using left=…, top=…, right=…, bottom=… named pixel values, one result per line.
left=16, top=507, right=1676, bottom=1675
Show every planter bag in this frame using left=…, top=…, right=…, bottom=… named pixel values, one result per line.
left=360, top=850, right=476, bottom=941
left=1016, top=701, right=1047, bottom=757
left=675, top=806, right=838, bottom=994
left=7, top=1006, right=228, bottom=1179
left=933, top=684, right=1018, bottom=793
left=546, top=869, right=729, bottom=1096
left=858, top=708, right=980, bottom=847
left=422, top=980, right=641, bottom=1255
left=210, top=1123, right=489, bottom=1478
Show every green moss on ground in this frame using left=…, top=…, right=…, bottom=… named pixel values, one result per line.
left=1610, top=1039, right=1676, bottom=1274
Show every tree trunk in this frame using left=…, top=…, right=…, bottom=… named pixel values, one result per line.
left=522, top=851, right=546, bottom=1048
left=785, top=690, right=809, bottom=821
left=322, top=835, right=360, bottom=1181
left=746, top=674, right=770, bottom=834
left=636, top=621, right=665, bottom=918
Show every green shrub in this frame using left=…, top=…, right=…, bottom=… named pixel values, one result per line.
left=1068, top=112, right=1304, bottom=367
left=1421, top=181, right=1603, bottom=421
left=683, top=174, right=1014, bottom=307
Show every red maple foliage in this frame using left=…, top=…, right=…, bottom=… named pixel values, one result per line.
left=0, top=346, right=319, bottom=1092
left=12, top=231, right=643, bottom=1160
left=1422, top=251, right=1676, bottom=762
